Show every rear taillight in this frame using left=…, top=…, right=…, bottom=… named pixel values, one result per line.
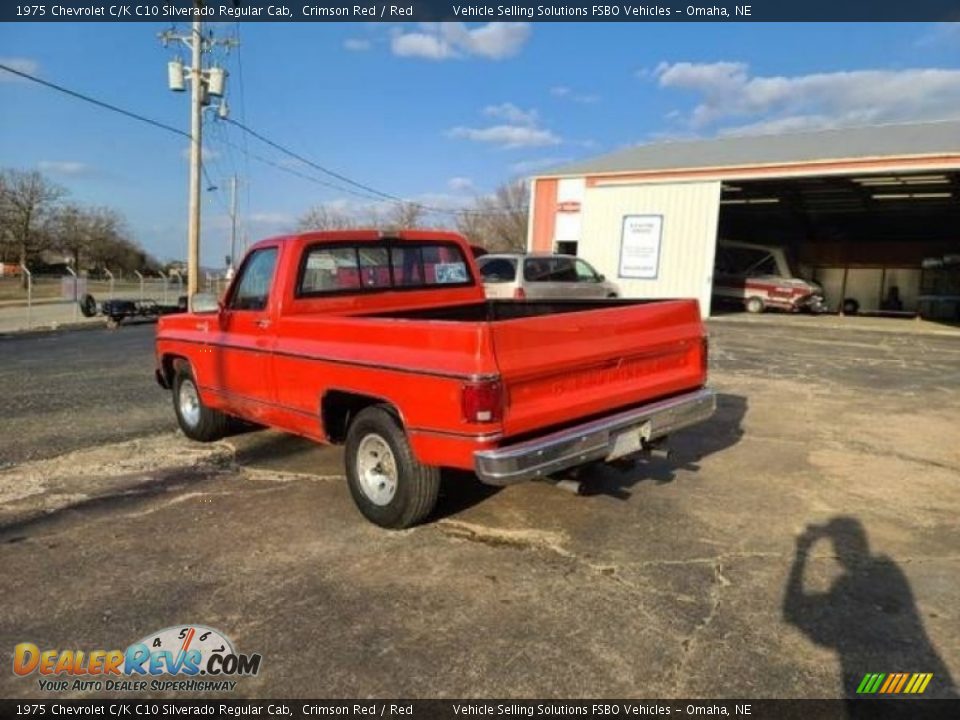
left=513, top=286, right=526, bottom=300
left=461, top=380, right=504, bottom=424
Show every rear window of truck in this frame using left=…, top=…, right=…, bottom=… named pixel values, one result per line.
left=298, top=242, right=472, bottom=296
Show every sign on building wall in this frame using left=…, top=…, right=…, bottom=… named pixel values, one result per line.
left=619, top=214, right=663, bottom=279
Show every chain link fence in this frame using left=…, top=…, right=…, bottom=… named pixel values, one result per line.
left=0, top=269, right=230, bottom=333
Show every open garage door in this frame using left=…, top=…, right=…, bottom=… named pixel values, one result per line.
left=715, top=171, right=960, bottom=320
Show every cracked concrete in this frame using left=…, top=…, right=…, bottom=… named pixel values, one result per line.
left=1, top=320, right=958, bottom=699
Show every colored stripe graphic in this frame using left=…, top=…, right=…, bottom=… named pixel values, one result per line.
left=856, top=672, right=933, bottom=694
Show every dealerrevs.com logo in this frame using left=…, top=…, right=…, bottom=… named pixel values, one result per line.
left=13, top=625, right=262, bottom=693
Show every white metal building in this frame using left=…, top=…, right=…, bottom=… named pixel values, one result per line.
left=527, top=120, right=960, bottom=318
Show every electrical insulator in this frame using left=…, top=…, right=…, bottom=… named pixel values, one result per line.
left=207, top=67, right=227, bottom=97
left=217, top=100, right=230, bottom=119
left=167, top=59, right=185, bottom=92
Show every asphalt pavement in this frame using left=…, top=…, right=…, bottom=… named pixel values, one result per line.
left=1, top=318, right=958, bottom=699
left=0, top=322, right=168, bottom=467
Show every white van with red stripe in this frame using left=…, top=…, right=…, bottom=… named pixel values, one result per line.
left=713, top=240, right=827, bottom=314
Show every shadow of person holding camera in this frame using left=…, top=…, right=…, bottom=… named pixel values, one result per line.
left=783, top=517, right=956, bottom=704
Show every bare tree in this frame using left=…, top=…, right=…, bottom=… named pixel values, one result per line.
left=297, top=204, right=361, bottom=232
left=384, top=201, right=425, bottom=231
left=52, top=204, right=149, bottom=275
left=0, top=169, right=66, bottom=285
left=455, top=180, right=529, bottom=253
left=51, top=203, right=91, bottom=270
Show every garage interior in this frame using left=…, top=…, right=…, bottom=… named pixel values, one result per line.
left=717, top=171, right=960, bottom=320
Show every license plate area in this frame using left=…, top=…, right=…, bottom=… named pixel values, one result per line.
left=606, top=421, right=651, bottom=461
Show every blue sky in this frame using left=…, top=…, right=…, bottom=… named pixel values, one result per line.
left=1, top=21, right=958, bottom=266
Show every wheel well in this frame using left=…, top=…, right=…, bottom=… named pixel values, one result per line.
left=160, top=354, right=191, bottom=387
left=321, top=391, right=400, bottom=443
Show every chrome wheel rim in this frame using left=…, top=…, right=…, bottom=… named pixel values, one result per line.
left=179, top=378, right=201, bottom=428
left=356, top=433, right=398, bottom=506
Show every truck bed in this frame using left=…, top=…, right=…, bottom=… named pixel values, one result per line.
left=362, top=298, right=707, bottom=438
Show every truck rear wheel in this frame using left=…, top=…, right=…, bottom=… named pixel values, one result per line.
left=172, top=366, right=228, bottom=442
left=345, top=406, right=440, bottom=529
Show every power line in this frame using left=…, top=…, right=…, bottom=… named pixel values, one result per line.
left=209, top=131, right=390, bottom=202
left=224, top=116, right=403, bottom=203
left=0, top=62, right=188, bottom=139
left=223, top=116, right=514, bottom=216
left=2, top=61, right=515, bottom=219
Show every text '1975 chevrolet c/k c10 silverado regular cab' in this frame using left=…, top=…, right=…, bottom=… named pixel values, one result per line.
left=155, top=230, right=715, bottom=528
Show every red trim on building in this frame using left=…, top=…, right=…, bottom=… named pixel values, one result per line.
left=582, top=155, right=960, bottom=187
left=531, top=178, right=558, bottom=252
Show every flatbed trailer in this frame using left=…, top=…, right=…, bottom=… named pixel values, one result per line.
left=79, top=293, right=187, bottom=327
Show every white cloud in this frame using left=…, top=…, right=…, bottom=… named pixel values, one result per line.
left=37, top=160, right=90, bottom=176
left=484, top=102, right=538, bottom=126
left=0, top=57, right=39, bottom=81
left=509, top=157, right=572, bottom=174
left=447, top=176, right=474, bottom=192
left=391, top=23, right=531, bottom=61
left=248, top=212, right=294, bottom=225
left=650, top=60, right=960, bottom=134
left=391, top=32, right=454, bottom=60
left=343, top=38, right=372, bottom=52
left=448, top=124, right=561, bottom=149
left=450, top=101, right=561, bottom=150
left=550, top=85, right=599, bottom=104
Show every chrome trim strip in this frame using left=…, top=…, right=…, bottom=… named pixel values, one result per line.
left=157, top=335, right=498, bottom=381
left=474, top=388, right=716, bottom=486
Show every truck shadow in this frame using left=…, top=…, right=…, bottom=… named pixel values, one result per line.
left=434, top=470, right=503, bottom=520
left=580, top=392, right=747, bottom=500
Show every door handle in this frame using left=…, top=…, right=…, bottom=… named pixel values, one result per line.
left=256, top=318, right=272, bottom=329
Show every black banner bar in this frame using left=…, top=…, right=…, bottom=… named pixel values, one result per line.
left=1, top=700, right=959, bottom=719
left=3, top=0, right=960, bottom=22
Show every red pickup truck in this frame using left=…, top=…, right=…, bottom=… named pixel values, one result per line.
left=155, top=231, right=715, bottom=528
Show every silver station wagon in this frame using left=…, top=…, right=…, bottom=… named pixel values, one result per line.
left=477, top=253, right=620, bottom=300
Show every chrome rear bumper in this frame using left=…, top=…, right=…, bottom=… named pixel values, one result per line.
left=474, top=387, right=716, bottom=486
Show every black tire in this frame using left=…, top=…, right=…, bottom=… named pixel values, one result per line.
left=79, top=293, right=97, bottom=318
left=172, top=366, right=228, bottom=442
left=745, top=296, right=765, bottom=314
left=842, top=298, right=860, bottom=315
left=344, top=406, right=440, bottom=529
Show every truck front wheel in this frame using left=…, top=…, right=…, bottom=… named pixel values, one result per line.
left=172, top=366, right=228, bottom=442
left=345, top=406, right=440, bottom=529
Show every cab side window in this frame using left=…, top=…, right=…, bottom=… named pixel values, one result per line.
left=230, top=248, right=278, bottom=311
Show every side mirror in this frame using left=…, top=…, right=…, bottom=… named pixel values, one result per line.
left=597, top=274, right=606, bottom=282
left=191, top=292, right=220, bottom=314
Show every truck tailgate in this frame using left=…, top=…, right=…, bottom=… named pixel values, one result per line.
left=491, top=299, right=707, bottom=437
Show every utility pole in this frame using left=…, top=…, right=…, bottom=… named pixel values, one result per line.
left=187, top=17, right=203, bottom=300
left=160, top=9, right=236, bottom=304
left=229, top=174, right=238, bottom=271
